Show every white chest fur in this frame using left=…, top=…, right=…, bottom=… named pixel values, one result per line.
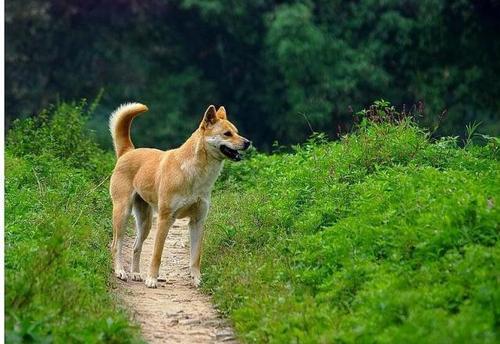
left=171, top=159, right=223, bottom=213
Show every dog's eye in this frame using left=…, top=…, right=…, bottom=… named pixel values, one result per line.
left=224, top=131, right=232, bottom=137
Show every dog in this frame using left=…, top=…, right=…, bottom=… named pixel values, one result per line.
left=109, top=103, right=251, bottom=288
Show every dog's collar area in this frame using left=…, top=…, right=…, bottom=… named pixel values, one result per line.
left=220, top=145, right=242, bottom=161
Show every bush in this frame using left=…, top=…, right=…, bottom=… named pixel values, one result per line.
left=5, top=103, right=141, bottom=343
left=203, top=104, right=500, bottom=343
left=7, top=101, right=114, bottom=178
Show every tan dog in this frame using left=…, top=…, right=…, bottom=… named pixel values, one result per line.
left=109, top=103, right=251, bottom=288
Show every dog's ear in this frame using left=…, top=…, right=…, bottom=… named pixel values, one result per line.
left=216, top=106, right=227, bottom=120
left=201, top=105, right=218, bottom=129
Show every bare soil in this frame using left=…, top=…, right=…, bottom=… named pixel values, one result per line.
left=116, top=218, right=237, bottom=343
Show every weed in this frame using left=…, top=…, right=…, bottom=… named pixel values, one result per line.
left=465, top=121, right=483, bottom=147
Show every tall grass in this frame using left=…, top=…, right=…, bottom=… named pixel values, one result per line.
left=5, top=102, right=141, bottom=343
left=203, top=103, right=500, bottom=343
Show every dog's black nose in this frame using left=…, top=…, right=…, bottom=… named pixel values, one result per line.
left=243, top=139, right=252, bottom=149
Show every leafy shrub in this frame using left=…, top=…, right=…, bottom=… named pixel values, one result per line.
left=5, top=103, right=141, bottom=343
left=203, top=102, right=500, bottom=343
left=7, top=100, right=113, bottom=178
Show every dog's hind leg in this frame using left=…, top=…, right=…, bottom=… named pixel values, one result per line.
left=111, top=192, right=134, bottom=281
left=130, top=195, right=152, bottom=281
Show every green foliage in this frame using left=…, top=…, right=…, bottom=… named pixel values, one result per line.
left=203, top=104, right=500, bottom=342
left=5, top=104, right=141, bottom=343
left=6, top=0, right=500, bottom=150
left=7, top=100, right=114, bottom=178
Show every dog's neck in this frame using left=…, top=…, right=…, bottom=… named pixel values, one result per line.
left=177, top=129, right=224, bottom=188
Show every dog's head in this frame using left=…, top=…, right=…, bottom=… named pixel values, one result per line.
left=199, top=105, right=251, bottom=161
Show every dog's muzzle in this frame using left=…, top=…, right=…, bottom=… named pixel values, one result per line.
left=220, top=145, right=242, bottom=161
left=220, top=139, right=251, bottom=162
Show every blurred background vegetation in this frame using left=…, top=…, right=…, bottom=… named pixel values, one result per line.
left=6, top=0, right=500, bottom=150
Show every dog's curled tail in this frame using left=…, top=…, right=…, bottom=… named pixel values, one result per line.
left=109, top=103, right=149, bottom=158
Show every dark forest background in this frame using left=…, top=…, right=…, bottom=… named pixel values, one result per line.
left=6, top=0, right=500, bottom=151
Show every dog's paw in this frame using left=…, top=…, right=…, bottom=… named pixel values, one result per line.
left=191, top=270, right=202, bottom=287
left=115, top=269, right=128, bottom=281
left=193, top=276, right=202, bottom=288
left=145, top=276, right=158, bottom=288
left=131, top=272, right=143, bottom=282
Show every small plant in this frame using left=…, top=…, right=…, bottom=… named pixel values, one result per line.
left=355, top=99, right=422, bottom=126
left=464, top=120, right=483, bottom=147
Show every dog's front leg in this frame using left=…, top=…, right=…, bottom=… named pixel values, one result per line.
left=189, top=199, right=209, bottom=287
left=145, top=210, right=175, bottom=288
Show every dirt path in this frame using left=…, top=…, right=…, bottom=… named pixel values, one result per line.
left=116, top=218, right=237, bottom=343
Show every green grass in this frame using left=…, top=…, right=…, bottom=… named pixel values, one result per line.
left=203, top=115, right=500, bottom=343
left=5, top=102, right=142, bottom=343
left=6, top=100, right=499, bottom=343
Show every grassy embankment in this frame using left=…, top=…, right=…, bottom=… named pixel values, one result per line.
left=5, top=103, right=141, bottom=343
left=5, top=100, right=498, bottom=343
left=203, top=103, right=500, bottom=343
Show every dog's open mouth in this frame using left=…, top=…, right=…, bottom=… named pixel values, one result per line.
left=220, top=145, right=242, bottom=161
